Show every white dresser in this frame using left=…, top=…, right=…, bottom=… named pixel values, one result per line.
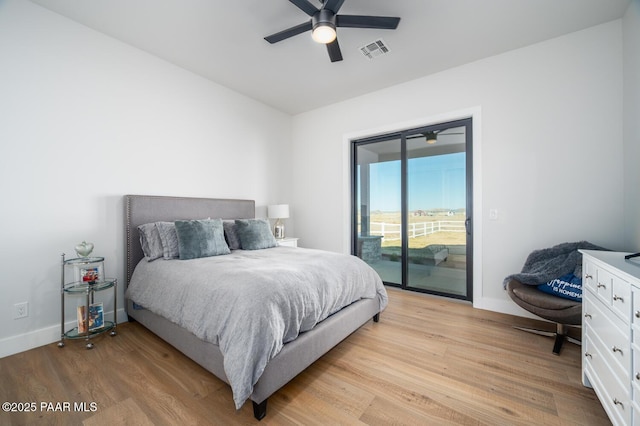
left=581, top=250, right=640, bottom=425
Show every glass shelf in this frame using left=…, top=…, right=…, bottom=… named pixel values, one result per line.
left=64, top=256, right=105, bottom=265
left=63, top=321, right=115, bottom=339
left=63, top=278, right=116, bottom=293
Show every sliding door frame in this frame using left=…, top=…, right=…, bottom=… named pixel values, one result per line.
left=350, top=117, right=473, bottom=301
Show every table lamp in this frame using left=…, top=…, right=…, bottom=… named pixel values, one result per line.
left=267, top=204, right=289, bottom=239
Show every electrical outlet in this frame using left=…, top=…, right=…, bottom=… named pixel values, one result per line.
left=14, top=302, right=28, bottom=319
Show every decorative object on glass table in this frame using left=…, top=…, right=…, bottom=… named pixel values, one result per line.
left=71, top=259, right=104, bottom=285
left=79, top=265, right=101, bottom=284
left=76, top=303, right=105, bottom=333
left=74, top=241, right=94, bottom=258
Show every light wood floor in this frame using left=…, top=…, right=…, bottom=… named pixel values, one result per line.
left=0, top=288, right=609, bottom=425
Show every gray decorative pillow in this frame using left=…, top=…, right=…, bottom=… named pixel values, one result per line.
left=235, top=219, right=277, bottom=250
left=223, top=220, right=242, bottom=250
left=174, top=219, right=230, bottom=260
left=138, top=222, right=164, bottom=261
left=155, top=221, right=180, bottom=259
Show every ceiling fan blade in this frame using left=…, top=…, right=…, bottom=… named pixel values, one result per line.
left=289, top=0, right=319, bottom=16
left=326, top=39, right=343, bottom=62
left=336, top=15, right=400, bottom=30
left=322, top=0, right=346, bottom=13
left=264, top=21, right=312, bottom=44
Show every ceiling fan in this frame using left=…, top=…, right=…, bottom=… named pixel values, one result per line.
left=264, top=0, right=401, bottom=63
left=407, top=130, right=465, bottom=145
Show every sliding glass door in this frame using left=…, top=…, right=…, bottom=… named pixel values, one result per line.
left=354, top=136, right=403, bottom=285
left=352, top=118, right=472, bottom=300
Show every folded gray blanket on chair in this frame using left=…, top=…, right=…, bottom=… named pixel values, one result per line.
left=503, top=241, right=608, bottom=288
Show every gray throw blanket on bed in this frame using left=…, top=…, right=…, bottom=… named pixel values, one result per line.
left=503, top=241, right=608, bottom=288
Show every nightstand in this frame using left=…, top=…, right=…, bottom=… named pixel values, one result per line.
left=58, top=254, right=117, bottom=349
left=276, top=237, right=299, bottom=247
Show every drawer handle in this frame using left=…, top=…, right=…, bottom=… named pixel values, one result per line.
left=613, top=398, right=624, bottom=409
left=585, top=274, right=592, bottom=279
left=612, top=346, right=623, bottom=355
left=585, top=352, right=592, bottom=359
left=584, top=313, right=592, bottom=319
left=635, top=311, right=640, bottom=319
left=636, top=373, right=640, bottom=381
left=613, top=295, right=624, bottom=302
left=597, top=283, right=606, bottom=289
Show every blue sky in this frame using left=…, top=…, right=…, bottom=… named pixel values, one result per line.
left=366, top=153, right=466, bottom=211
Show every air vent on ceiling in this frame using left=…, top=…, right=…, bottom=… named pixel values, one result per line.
left=359, top=39, right=390, bottom=60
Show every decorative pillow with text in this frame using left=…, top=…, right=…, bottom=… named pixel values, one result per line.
left=537, top=273, right=582, bottom=302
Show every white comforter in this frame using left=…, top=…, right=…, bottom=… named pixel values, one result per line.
left=126, top=246, right=387, bottom=409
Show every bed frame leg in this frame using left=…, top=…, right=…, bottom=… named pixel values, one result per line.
left=373, top=313, right=380, bottom=323
left=253, top=399, right=267, bottom=421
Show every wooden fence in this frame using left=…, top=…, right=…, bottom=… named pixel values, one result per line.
left=369, top=221, right=465, bottom=241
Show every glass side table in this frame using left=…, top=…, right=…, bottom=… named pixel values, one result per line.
left=58, top=254, right=117, bottom=349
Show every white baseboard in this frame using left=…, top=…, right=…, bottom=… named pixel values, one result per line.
left=473, top=296, right=543, bottom=321
left=0, top=308, right=128, bottom=359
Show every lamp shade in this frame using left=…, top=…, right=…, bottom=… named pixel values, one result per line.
left=425, top=131, right=437, bottom=144
left=268, top=204, right=290, bottom=219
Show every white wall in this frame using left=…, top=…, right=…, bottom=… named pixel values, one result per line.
left=0, top=0, right=292, bottom=357
left=291, top=21, right=626, bottom=315
left=623, top=0, right=640, bottom=251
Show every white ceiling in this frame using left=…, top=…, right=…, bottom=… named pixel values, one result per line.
left=29, top=0, right=630, bottom=115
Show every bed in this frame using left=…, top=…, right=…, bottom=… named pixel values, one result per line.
left=124, top=194, right=387, bottom=420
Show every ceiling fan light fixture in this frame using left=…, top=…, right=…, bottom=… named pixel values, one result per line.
left=312, top=24, right=336, bottom=44
left=311, top=9, right=337, bottom=44
left=425, top=131, right=437, bottom=144
left=264, top=0, right=400, bottom=62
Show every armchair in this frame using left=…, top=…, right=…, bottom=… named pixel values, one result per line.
left=506, top=278, right=581, bottom=355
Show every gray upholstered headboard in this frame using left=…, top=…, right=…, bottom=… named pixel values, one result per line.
left=124, top=195, right=255, bottom=285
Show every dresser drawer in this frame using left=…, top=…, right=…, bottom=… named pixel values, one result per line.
left=611, top=274, right=631, bottom=321
left=633, top=290, right=640, bottom=325
left=584, top=335, right=631, bottom=425
left=583, top=259, right=597, bottom=293
left=584, top=296, right=631, bottom=382
left=595, top=267, right=614, bottom=304
left=633, top=343, right=640, bottom=407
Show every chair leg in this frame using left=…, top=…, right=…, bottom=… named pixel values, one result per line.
left=512, top=325, right=555, bottom=338
left=552, top=333, right=565, bottom=355
left=513, top=323, right=580, bottom=355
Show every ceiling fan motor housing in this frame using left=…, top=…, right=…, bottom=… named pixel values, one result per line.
left=313, top=9, right=337, bottom=31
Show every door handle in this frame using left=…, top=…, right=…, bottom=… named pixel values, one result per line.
left=465, top=217, right=471, bottom=235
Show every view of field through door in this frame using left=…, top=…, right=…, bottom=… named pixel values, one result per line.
left=352, top=118, right=472, bottom=300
